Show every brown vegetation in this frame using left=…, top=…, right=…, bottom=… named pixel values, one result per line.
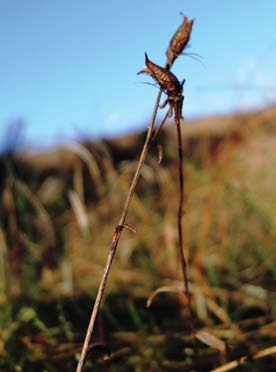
left=1, top=105, right=276, bottom=370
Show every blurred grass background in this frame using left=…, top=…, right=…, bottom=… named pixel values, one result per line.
left=1, top=106, right=276, bottom=371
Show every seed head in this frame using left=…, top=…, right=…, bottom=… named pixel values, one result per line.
left=166, top=13, right=195, bottom=68
left=138, top=53, right=183, bottom=98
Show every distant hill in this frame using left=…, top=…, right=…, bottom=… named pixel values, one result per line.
left=15, top=105, right=276, bottom=172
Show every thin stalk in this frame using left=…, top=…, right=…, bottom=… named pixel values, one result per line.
left=175, top=113, right=194, bottom=335
left=76, top=89, right=166, bottom=372
left=150, top=106, right=173, bottom=145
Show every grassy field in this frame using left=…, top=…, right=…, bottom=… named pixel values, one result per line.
left=1, top=106, right=276, bottom=371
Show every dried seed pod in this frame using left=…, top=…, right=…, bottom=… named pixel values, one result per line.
left=138, top=53, right=184, bottom=119
left=166, top=13, right=195, bottom=68
left=138, top=53, right=183, bottom=98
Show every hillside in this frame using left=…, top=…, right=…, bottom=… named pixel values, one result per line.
left=1, top=105, right=276, bottom=371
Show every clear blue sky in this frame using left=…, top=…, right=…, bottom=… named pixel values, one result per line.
left=1, top=0, right=276, bottom=149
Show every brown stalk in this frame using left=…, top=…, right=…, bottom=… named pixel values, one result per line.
left=149, top=105, right=173, bottom=146
left=76, top=89, right=167, bottom=372
left=210, top=345, right=276, bottom=372
left=174, top=108, right=195, bottom=336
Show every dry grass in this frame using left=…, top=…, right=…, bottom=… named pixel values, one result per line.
left=1, top=106, right=276, bottom=370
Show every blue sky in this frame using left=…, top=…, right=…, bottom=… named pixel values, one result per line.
left=1, top=0, right=276, bottom=149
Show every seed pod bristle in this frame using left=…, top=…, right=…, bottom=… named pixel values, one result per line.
left=166, top=13, right=195, bottom=68
left=137, top=53, right=151, bottom=75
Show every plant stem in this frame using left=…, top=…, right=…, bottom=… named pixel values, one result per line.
left=76, top=89, right=164, bottom=372
left=175, top=113, right=194, bottom=334
left=149, top=106, right=173, bottom=145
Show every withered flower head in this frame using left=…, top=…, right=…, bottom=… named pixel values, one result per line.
left=138, top=53, right=183, bottom=97
left=166, top=13, right=195, bottom=68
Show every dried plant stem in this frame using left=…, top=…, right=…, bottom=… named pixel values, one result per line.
left=76, top=89, right=166, bottom=372
left=150, top=104, right=194, bottom=333
left=210, top=345, right=276, bottom=372
left=150, top=106, right=173, bottom=145
left=175, top=114, right=194, bottom=334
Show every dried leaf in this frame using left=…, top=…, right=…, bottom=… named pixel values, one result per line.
left=146, top=284, right=183, bottom=308
left=63, top=142, right=103, bottom=196
left=206, top=297, right=231, bottom=325
left=194, top=290, right=208, bottom=321
left=16, top=180, right=56, bottom=246
left=157, top=143, right=163, bottom=164
left=196, top=330, right=226, bottom=353
left=242, top=284, right=268, bottom=300
left=68, top=190, right=89, bottom=232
